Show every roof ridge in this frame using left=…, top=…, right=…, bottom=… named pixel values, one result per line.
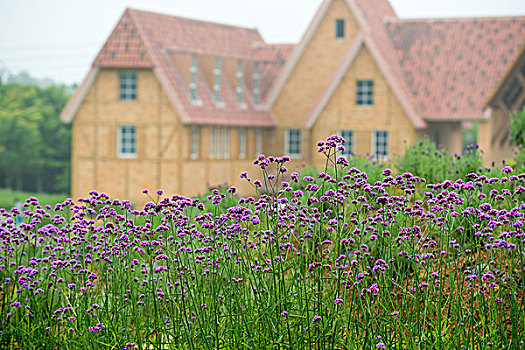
left=385, top=15, right=525, bottom=23
left=126, top=7, right=261, bottom=32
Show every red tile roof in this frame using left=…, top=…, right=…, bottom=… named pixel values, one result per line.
left=65, top=8, right=295, bottom=127
left=253, top=44, right=295, bottom=103
left=94, top=11, right=153, bottom=68
left=64, top=1, right=525, bottom=127
left=385, top=16, right=525, bottom=120
left=129, top=9, right=266, bottom=58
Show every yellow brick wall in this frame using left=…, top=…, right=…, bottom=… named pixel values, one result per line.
left=71, top=69, right=183, bottom=207
left=271, top=0, right=358, bottom=127
left=311, top=45, right=416, bottom=168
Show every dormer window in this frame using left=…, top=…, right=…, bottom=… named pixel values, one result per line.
left=119, top=71, right=137, bottom=101
left=190, top=53, right=198, bottom=101
left=253, top=62, right=260, bottom=105
left=236, top=59, right=244, bottom=104
left=214, top=57, right=222, bottom=102
left=336, top=19, right=345, bottom=39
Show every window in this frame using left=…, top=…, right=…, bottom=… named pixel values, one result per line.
left=286, top=129, right=301, bottom=157
left=373, top=130, right=388, bottom=158
left=119, top=71, right=137, bottom=100
left=224, top=127, right=230, bottom=159
left=190, top=54, right=198, bottom=101
left=239, top=127, right=246, bottom=159
left=214, top=57, right=222, bottom=102
left=191, top=125, right=199, bottom=159
left=117, top=125, right=137, bottom=158
left=336, top=19, right=345, bottom=38
left=255, top=128, right=262, bottom=156
left=210, top=126, right=216, bottom=159
left=253, top=62, right=260, bottom=105
left=356, top=80, right=374, bottom=106
left=338, top=130, right=354, bottom=158
left=236, top=60, right=243, bottom=104
left=217, top=126, right=223, bottom=158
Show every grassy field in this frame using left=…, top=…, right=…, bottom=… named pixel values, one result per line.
left=0, top=188, right=69, bottom=210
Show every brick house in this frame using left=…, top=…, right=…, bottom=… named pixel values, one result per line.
left=61, top=0, right=525, bottom=206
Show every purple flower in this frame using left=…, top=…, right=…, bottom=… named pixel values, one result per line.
left=312, top=315, right=322, bottom=322
left=376, top=343, right=386, bottom=349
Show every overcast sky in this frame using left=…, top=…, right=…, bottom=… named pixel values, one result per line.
left=1, top=0, right=524, bottom=85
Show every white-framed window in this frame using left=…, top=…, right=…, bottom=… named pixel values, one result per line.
left=224, top=127, right=230, bottom=159
left=119, top=71, right=137, bottom=101
left=210, top=126, right=216, bottom=159
left=338, top=130, right=354, bottom=158
left=255, top=128, right=262, bottom=156
left=285, top=129, right=301, bottom=158
left=373, top=130, right=388, bottom=158
left=214, top=57, right=222, bottom=102
left=335, top=19, right=345, bottom=38
left=253, top=62, right=260, bottom=105
left=236, top=59, right=243, bottom=104
left=117, top=125, right=137, bottom=158
left=239, top=127, right=246, bottom=159
left=190, top=53, right=198, bottom=101
left=217, top=126, right=223, bottom=158
left=191, top=125, right=199, bottom=159
left=356, top=80, right=374, bottom=106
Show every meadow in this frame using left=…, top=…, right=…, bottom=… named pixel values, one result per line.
left=1, top=135, right=524, bottom=349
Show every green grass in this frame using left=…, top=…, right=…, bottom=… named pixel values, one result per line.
left=0, top=188, right=69, bottom=210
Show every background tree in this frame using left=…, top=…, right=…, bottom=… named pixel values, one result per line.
left=0, top=81, right=71, bottom=193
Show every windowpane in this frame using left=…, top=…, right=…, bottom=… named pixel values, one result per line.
left=253, top=62, right=260, bottom=105
left=214, top=57, right=222, bottom=102
left=356, top=80, right=374, bottom=106
left=210, top=126, right=216, bottom=158
left=117, top=125, right=137, bottom=158
left=236, top=60, right=243, bottom=103
left=190, top=54, right=198, bottom=101
left=286, top=129, right=301, bottom=157
left=255, top=128, right=262, bottom=156
left=373, top=130, right=388, bottom=157
left=191, top=125, right=199, bottom=159
left=224, top=127, right=230, bottom=159
left=217, top=126, right=223, bottom=158
left=119, top=71, right=137, bottom=101
left=338, top=130, right=353, bottom=157
left=239, top=127, right=246, bottom=159
left=336, top=19, right=345, bottom=38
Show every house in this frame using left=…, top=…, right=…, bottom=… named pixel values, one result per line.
left=61, top=0, right=525, bottom=206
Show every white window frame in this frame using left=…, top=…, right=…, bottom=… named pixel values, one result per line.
left=117, top=125, right=137, bottom=159
left=255, top=128, right=262, bottom=156
left=217, top=126, right=223, bottom=158
left=191, top=125, right=199, bottom=159
left=372, top=130, right=389, bottom=158
left=253, top=62, right=260, bottom=105
left=285, top=129, right=301, bottom=158
left=224, top=127, right=230, bottom=159
left=190, top=53, right=198, bottom=101
left=338, top=130, right=354, bottom=158
left=214, top=57, right=222, bottom=103
left=210, top=126, right=216, bottom=159
left=239, top=127, right=246, bottom=159
left=119, top=71, right=137, bottom=101
left=356, top=80, right=374, bottom=106
left=236, top=59, right=243, bottom=104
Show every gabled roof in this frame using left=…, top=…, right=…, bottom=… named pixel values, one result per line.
left=386, top=16, right=525, bottom=120
left=61, top=8, right=294, bottom=126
